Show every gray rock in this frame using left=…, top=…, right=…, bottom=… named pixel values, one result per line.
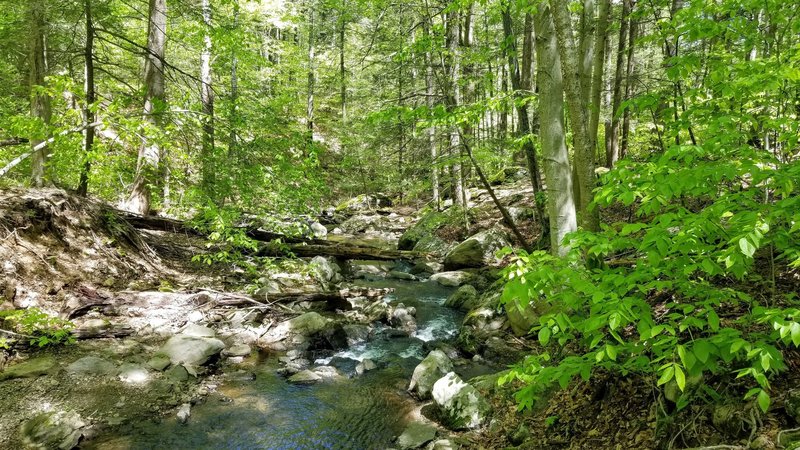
left=443, top=230, right=511, bottom=270
left=411, top=261, right=444, bottom=275
left=312, top=365, right=343, bottom=379
left=428, top=439, right=458, bottom=450
left=432, top=372, right=490, bottom=430
left=505, top=297, right=538, bottom=336
left=311, top=256, right=342, bottom=285
left=444, top=285, right=479, bottom=311
left=409, top=350, right=454, bottom=400
left=343, top=324, right=372, bottom=346
left=288, top=369, right=323, bottom=384
left=177, top=403, right=191, bottom=424
left=390, top=306, right=418, bottom=334
left=0, top=356, right=55, bottom=381
left=396, top=422, right=438, bottom=450
left=310, top=222, right=328, bottom=238
left=21, top=410, right=86, bottom=450
left=388, top=270, right=417, bottom=281
left=159, top=334, right=225, bottom=366
left=223, top=343, right=252, bottom=357
left=147, top=355, right=171, bottom=371
left=75, top=318, right=110, bottom=337
left=181, top=324, right=216, bottom=338
left=66, top=356, right=116, bottom=376
left=261, top=312, right=329, bottom=345
left=356, top=359, right=377, bottom=375
left=165, top=365, right=190, bottom=382
left=430, top=271, right=473, bottom=287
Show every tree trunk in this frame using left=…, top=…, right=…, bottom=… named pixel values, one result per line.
left=229, top=1, right=239, bottom=156
left=549, top=0, right=599, bottom=232
left=501, top=4, right=544, bottom=201
left=306, top=4, right=316, bottom=143
left=588, top=0, right=611, bottom=151
left=200, top=0, right=215, bottom=199
left=29, top=0, right=51, bottom=188
left=124, top=0, right=167, bottom=215
left=534, top=1, right=577, bottom=256
left=424, top=21, right=440, bottom=210
left=621, top=7, right=637, bottom=160
left=77, top=0, right=95, bottom=197
left=446, top=9, right=465, bottom=208
left=607, top=0, right=632, bottom=167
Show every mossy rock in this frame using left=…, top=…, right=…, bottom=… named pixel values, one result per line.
left=398, top=207, right=466, bottom=251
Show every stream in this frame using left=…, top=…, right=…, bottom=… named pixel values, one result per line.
left=85, top=271, right=481, bottom=450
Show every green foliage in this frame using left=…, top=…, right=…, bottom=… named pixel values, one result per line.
left=0, top=308, right=75, bottom=348
left=189, top=205, right=259, bottom=267
left=500, top=140, right=800, bottom=413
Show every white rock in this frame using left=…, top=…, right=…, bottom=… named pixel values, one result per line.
left=177, top=403, right=191, bottom=424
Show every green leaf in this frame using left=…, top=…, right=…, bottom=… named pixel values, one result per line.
left=739, top=237, right=756, bottom=258
left=757, top=389, right=770, bottom=413
left=538, top=327, right=551, bottom=345
left=657, top=365, right=675, bottom=386
left=675, top=365, right=686, bottom=391
left=606, top=344, right=618, bottom=361
left=707, top=309, right=720, bottom=332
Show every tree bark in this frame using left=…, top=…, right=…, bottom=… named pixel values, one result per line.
left=29, top=0, right=51, bottom=187
left=607, top=0, right=632, bottom=167
left=229, top=1, right=239, bottom=156
left=77, top=0, right=95, bottom=197
left=306, top=3, right=316, bottom=143
left=534, top=1, right=577, bottom=256
left=501, top=4, right=544, bottom=203
left=549, top=0, right=600, bottom=232
left=446, top=9, right=466, bottom=208
left=621, top=8, right=637, bottom=159
left=200, top=0, right=215, bottom=198
left=124, top=0, right=167, bottom=215
left=424, top=20, right=440, bottom=210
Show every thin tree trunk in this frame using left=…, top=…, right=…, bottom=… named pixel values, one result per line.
left=501, top=4, right=544, bottom=200
left=446, top=9, right=465, bottom=208
left=77, top=0, right=95, bottom=196
left=588, top=0, right=611, bottom=151
left=306, top=4, right=315, bottom=142
left=124, top=0, right=167, bottom=215
left=200, top=0, right=215, bottom=198
left=607, top=0, right=632, bottom=167
left=229, top=1, right=239, bottom=155
left=29, top=0, right=51, bottom=187
left=621, top=9, right=637, bottom=159
left=424, top=21, right=440, bottom=210
left=534, top=1, right=577, bottom=256
left=549, top=0, right=599, bottom=232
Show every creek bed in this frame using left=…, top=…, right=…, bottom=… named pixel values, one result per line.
left=85, top=275, right=480, bottom=449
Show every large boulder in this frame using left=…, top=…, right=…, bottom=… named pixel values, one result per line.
left=309, top=222, right=328, bottom=238
left=444, top=285, right=479, bottom=311
left=21, top=410, right=86, bottom=450
left=430, top=271, right=473, bottom=287
left=431, top=372, right=490, bottom=430
left=390, top=304, right=417, bottom=334
left=443, top=230, right=511, bottom=270
left=260, top=312, right=330, bottom=348
left=309, top=321, right=349, bottom=350
left=398, top=208, right=465, bottom=251
left=158, top=334, right=225, bottom=366
left=506, top=297, right=539, bottom=336
left=408, top=350, right=454, bottom=400
left=0, top=356, right=56, bottom=381
left=310, top=256, right=342, bottom=286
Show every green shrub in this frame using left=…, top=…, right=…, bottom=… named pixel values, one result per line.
left=0, top=308, right=75, bottom=348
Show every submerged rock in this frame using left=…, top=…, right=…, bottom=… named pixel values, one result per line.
left=118, top=363, right=150, bottom=384
left=288, top=369, right=323, bottom=384
left=177, top=403, right=191, bottom=424
left=395, top=421, right=437, bottom=449
left=66, top=356, right=117, bottom=376
left=20, top=410, right=85, bottom=450
left=408, top=350, right=454, bottom=400
left=0, top=356, right=55, bottom=381
left=355, top=359, right=377, bottom=376
left=431, top=372, right=490, bottom=430
left=223, top=343, right=252, bottom=357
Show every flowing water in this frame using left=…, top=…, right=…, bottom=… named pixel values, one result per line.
left=86, top=273, right=467, bottom=450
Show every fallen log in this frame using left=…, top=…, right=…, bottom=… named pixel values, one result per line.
left=257, top=242, right=422, bottom=261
